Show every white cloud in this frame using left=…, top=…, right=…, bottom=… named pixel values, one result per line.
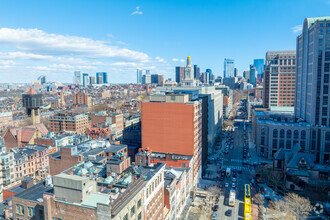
left=172, top=58, right=179, bottom=62
left=0, top=27, right=175, bottom=83
left=0, top=28, right=150, bottom=62
left=180, top=59, right=185, bottom=62
left=131, top=6, right=143, bottom=15
left=291, top=25, right=302, bottom=33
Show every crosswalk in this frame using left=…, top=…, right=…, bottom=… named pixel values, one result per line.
left=221, top=165, right=250, bottom=171
left=222, top=159, right=244, bottom=163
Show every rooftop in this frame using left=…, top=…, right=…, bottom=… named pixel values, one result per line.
left=13, top=182, right=53, bottom=203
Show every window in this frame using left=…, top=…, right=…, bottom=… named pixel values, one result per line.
left=137, top=199, right=141, bottom=209
left=301, top=130, right=306, bottom=139
left=280, top=129, right=285, bottom=138
left=16, top=204, right=24, bottom=215
left=287, top=130, right=292, bottom=138
left=273, top=129, right=278, bottom=138
left=294, top=130, right=299, bottom=139
left=138, top=212, right=142, bottom=220
left=123, top=213, right=128, bottom=220
left=131, top=206, right=135, bottom=217
left=28, top=207, right=35, bottom=217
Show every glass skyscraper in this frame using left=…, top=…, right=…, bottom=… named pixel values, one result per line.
left=253, top=59, right=264, bottom=80
left=137, top=69, right=143, bottom=83
left=223, top=58, right=234, bottom=78
left=82, top=73, right=89, bottom=87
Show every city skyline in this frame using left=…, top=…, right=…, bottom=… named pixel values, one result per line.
left=0, top=0, right=329, bottom=83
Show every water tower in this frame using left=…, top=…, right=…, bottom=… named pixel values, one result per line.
left=22, top=88, right=42, bottom=125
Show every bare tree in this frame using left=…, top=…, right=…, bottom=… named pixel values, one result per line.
left=253, top=193, right=265, bottom=220
left=268, top=193, right=312, bottom=220
left=92, top=104, right=108, bottom=112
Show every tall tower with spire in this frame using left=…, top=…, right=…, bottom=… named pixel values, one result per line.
left=182, top=56, right=197, bottom=86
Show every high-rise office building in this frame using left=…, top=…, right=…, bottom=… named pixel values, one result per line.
left=206, top=69, right=213, bottom=82
left=253, top=59, right=265, bottom=80
left=74, top=71, right=81, bottom=85
left=249, top=65, right=257, bottom=86
left=263, top=51, right=296, bottom=108
left=82, top=73, right=89, bottom=87
left=89, top=76, right=96, bottom=85
left=145, top=70, right=150, bottom=75
left=223, top=58, right=234, bottom=78
left=194, top=65, right=200, bottom=80
left=175, top=66, right=185, bottom=83
left=151, top=74, right=159, bottom=84
left=102, top=72, right=108, bottom=84
left=295, top=17, right=330, bottom=163
left=37, top=75, right=46, bottom=84
left=243, top=70, right=250, bottom=82
left=137, top=69, right=143, bottom=84
left=142, top=74, right=151, bottom=85
left=96, top=72, right=105, bottom=84
left=234, top=68, right=238, bottom=77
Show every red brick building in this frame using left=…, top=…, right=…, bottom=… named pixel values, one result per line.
left=142, top=93, right=202, bottom=184
left=49, top=112, right=89, bottom=135
left=2, top=124, right=48, bottom=149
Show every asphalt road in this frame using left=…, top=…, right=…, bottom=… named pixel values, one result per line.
left=211, top=111, right=251, bottom=220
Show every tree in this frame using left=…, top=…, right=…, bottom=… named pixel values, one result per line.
left=268, top=193, right=312, bottom=220
left=253, top=193, right=265, bottom=220
left=93, top=104, right=108, bottom=112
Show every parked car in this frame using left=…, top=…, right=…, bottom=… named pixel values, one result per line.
left=225, top=183, right=229, bottom=187
left=232, top=183, right=236, bottom=188
left=213, top=205, right=219, bottom=211
left=226, top=210, right=232, bottom=216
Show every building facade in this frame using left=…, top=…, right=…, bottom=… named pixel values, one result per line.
left=223, top=58, right=234, bottom=78
left=175, top=66, right=185, bottom=83
left=263, top=51, right=296, bottom=108
left=49, top=113, right=89, bottom=135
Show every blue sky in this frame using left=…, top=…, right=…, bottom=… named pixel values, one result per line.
left=0, top=0, right=329, bottom=83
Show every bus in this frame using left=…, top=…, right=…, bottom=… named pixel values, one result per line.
left=229, top=189, right=236, bottom=207
left=226, top=168, right=231, bottom=177
left=244, top=184, right=251, bottom=220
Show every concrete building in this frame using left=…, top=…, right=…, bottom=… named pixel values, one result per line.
left=252, top=109, right=312, bottom=159
left=142, top=74, right=151, bottom=85
left=142, top=93, right=202, bottom=184
left=49, top=112, right=89, bottom=135
left=294, top=17, right=330, bottom=163
left=224, top=58, right=234, bottom=78
left=243, top=70, right=250, bottom=82
left=263, top=51, right=296, bottom=108
left=223, top=77, right=238, bottom=89
left=156, top=86, right=223, bottom=152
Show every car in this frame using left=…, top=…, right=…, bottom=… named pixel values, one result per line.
left=225, top=183, right=229, bottom=187
left=238, top=169, right=242, bottom=174
left=212, top=213, right=218, bottom=220
left=213, top=205, right=219, bottom=211
left=226, top=210, right=232, bottom=216
left=220, top=176, right=224, bottom=181
left=232, top=177, right=236, bottom=182
left=232, top=183, right=236, bottom=188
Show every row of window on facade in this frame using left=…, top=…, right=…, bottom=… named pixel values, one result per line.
left=146, top=174, right=162, bottom=198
